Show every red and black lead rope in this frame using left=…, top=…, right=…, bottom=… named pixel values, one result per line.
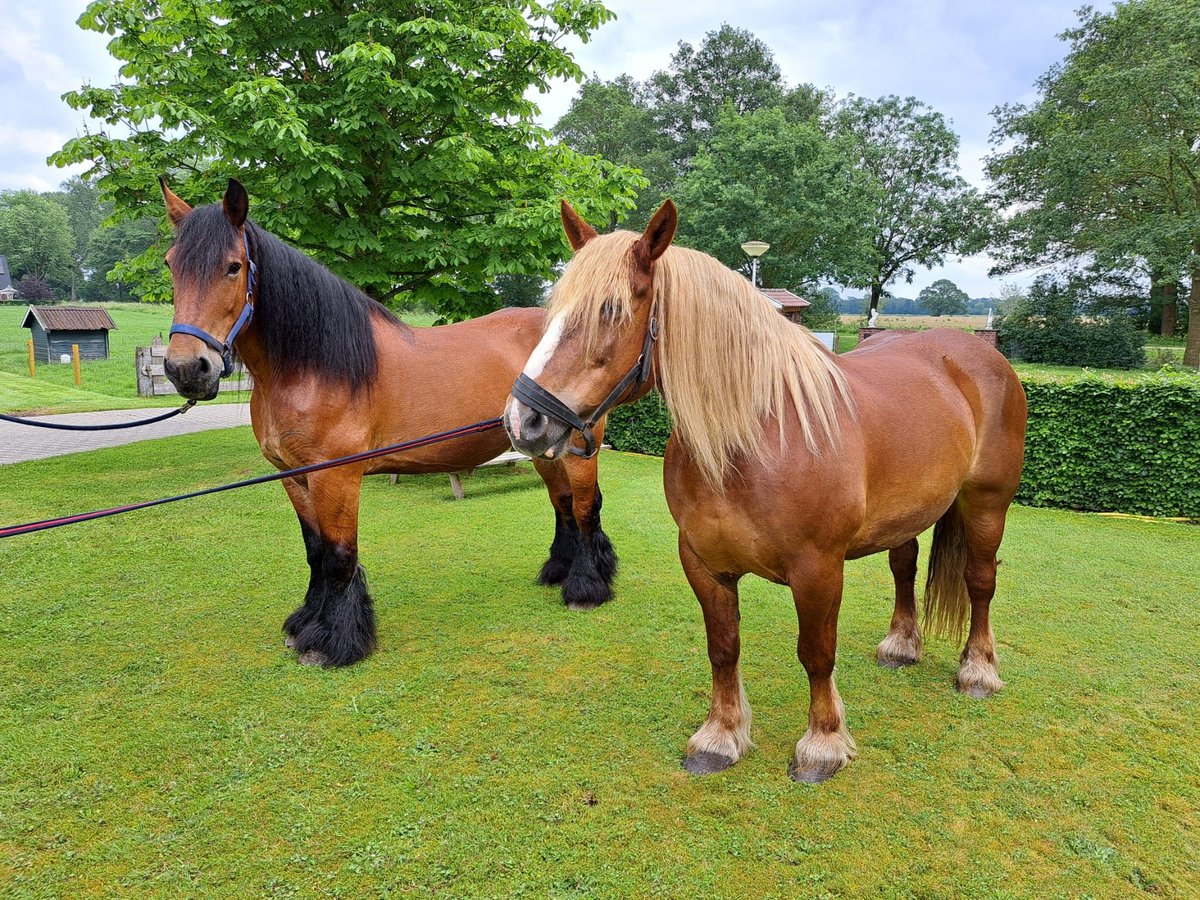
left=0, top=400, right=197, bottom=431
left=0, top=418, right=505, bottom=540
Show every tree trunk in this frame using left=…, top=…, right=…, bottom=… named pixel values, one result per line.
left=1161, top=281, right=1177, bottom=337
left=1185, top=262, right=1199, bottom=368
left=870, top=282, right=882, bottom=315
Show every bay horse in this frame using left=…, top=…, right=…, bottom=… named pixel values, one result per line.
left=505, top=200, right=1027, bottom=782
left=160, top=179, right=618, bottom=668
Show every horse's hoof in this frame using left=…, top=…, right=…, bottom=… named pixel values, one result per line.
left=788, top=759, right=841, bottom=784
left=877, top=654, right=918, bottom=669
left=565, top=600, right=603, bottom=612
left=958, top=681, right=998, bottom=700
left=682, top=751, right=736, bottom=776
left=298, top=650, right=328, bottom=667
left=284, top=634, right=298, bottom=650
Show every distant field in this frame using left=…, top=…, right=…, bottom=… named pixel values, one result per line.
left=838, top=313, right=990, bottom=330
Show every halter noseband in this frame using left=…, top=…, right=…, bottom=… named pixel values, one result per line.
left=168, top=229, right=258, bottom=378
left=512, top=308, right=658, bottom=459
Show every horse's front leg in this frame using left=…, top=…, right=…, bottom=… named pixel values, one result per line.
left=532, top=458, right=581, bottom=587
left=287, top=465, right=376, bottom=668
left=876, top=538, right=923, bottom=667
left=789, top=557, right=857, bottom=783
left=679, top=536, right=752, bottom=775
left=281, top=475, right=322, bottom=650
left=559, top=443, right=617, bottom=610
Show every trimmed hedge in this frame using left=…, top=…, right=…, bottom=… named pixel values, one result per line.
left=604, top=369, right=1200, bottom=518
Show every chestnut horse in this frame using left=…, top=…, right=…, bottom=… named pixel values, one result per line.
left=506, top=200, right=1027, bottom=782
left=160, top=180, right=618, bottom=668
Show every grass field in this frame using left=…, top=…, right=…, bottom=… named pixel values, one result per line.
left=1, top=431, right=1197, bottom=897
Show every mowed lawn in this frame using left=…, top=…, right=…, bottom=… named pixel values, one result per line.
left=0, top=431, right=1197, bottom=898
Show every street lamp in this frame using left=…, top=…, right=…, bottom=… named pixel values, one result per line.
left=740, top=240, right=770, bottom=287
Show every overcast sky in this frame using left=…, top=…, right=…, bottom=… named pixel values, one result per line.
left=1, top=1, right=1101, bottom=298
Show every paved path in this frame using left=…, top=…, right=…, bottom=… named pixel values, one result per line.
left=0, top=403, right=252, bottom=464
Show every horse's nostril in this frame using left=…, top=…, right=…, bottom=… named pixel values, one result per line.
left=196, top=356, right=211, bottom=375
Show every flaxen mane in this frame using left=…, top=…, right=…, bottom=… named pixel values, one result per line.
left=548, top=231, right=853, bottom=486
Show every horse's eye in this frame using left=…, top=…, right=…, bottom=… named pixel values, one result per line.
left=227, top=262, right=242, bottom=277
left=600, top=300, right=616, bottom=322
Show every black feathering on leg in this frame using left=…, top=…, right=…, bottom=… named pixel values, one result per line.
left=538, top=511, right=581, bottom=587
left=285, top=519, right=325, bottom=643
left=293, top=542, right=377, bottom=667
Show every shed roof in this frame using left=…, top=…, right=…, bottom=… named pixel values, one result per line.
left=22, top=306, right=118, bottom=332
left=757, top=288, right=811, bottom=310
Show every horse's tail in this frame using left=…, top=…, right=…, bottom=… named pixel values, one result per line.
left=923, top=501, right=971, bottom=642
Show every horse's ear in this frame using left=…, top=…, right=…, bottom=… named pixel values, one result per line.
left=635, top=199, right=677, bottom=265
left=223, top=179, right=249, bottom=229
left=160, top=178, right=192, bottom=230
left=560, top=200, right=598, bottom=251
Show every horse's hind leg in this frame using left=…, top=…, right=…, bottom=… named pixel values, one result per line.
left=956, top=499, right=1011, bottom=698
left=288, top=466, right=376, bottom=668
left=876, top=538, right=923, bottom=667
left=679, top=537, right=751, bottom=775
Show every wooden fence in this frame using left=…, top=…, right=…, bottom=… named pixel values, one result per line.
left=136, top=336, right=254, bottom=397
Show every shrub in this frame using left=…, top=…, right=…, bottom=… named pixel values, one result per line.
left=604, top=370, right=1200, bottom=518
left=997, top=278, right=1145, bottom=369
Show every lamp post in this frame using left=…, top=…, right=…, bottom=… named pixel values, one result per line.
left=740, top=240, right=770, bottom=287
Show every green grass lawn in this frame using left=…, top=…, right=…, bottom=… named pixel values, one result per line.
left=0, top=433, right=1196, bottom=897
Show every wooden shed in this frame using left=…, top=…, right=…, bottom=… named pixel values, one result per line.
left=758, top=288, right=811, bottom=324
left=22, top=306, right=117, bottom=362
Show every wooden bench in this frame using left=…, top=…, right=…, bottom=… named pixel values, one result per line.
left=388, top=449, right=531, bottom=500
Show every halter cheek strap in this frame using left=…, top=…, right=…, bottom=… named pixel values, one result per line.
left=169, top=229, right=257, bottom=378
left=512, top=309, right=658, bottom=459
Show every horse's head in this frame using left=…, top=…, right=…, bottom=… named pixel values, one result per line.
left=160, top=178, right=257, bottom=400
left=505, top=199, right=677, bottom=459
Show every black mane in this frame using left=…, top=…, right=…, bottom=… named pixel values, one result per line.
left=173, top=203, right=402, bottom=387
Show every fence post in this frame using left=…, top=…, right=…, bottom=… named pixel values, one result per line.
left=72, top=344, right=81, bottom=386
left=27, top=338, right=35, bottom=377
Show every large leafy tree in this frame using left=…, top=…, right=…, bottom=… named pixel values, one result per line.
left=52, top=177, right=105, bottom=301
left=0, top=191, right=74, bottom=291
left=917, top=278, right=970, bottom=316
left=553, top=76, right=671, bottom=224
left=672, top=106, right=873, bottom=292
left=832, top=95, right=993, bottom=315
left=987, top=0, right=1200, bottom=365
left=52, top=0, right=642, bottom=318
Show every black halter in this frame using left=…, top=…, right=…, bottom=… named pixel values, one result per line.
left=512, top=309, right=659, bottom=458
left=169, top=228, right=258, bottom=377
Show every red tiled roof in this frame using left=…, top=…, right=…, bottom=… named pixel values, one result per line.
left=758, top=288, right=811, bottom=309
left=22, top=306, right=118, bottom=332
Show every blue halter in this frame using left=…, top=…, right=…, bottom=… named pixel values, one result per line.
left=169, top=229, right=257, bottom=378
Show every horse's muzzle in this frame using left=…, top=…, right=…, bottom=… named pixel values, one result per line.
left=505, top=396, right=571, bottom=460
left=163, top=349, right=222, bottom=401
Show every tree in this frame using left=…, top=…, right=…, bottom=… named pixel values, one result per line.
left=646, top=25, right=786, bottom=164
left=492, top=273, right=546, bottom=308
left=53, top=177, right=105, bottom=301
left=917, top=278, right=969, bottom=316
left=0, top=191, right=74, bottom=291
left=15, top=275, right=55, bottom=302
left=83, top=216, right=160, bottom=301
left=553, top=76, right=670, bottom=225
left=986, top=0, right=1200, bottom=365
left=672, top=106, right=874, bottom=292
left=52, top=0, right=642, bottom=319
left=832, top=95, right=993, bottom=315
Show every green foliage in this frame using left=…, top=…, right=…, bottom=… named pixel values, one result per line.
left=998, top=279, right=1146, bottom=369
left=604, top=392, right=672, bottom=456
left=0, top=190, right=74, bottom=290
left=672, top=106, right=873, bottom=291
left=1, top=435, right=1198, bottom=896
left=1018, top=370, right=1200, bottom=517
left=604, top=369, right=1200, bottom=517
left=832, top=95, right=994, bottom=313
left=985, top=0, right=1200, bottom=366
left=491, top=273, right=545, bottom=309
left=52, top=0, right=642, bottom=318
left=917, top=278, right=969, bottom=316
